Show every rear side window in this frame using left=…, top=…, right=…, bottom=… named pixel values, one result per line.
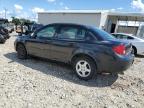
left=57, top=26, right=97, bottom=41
left=58, top=26, right=78, bottom=39
left=86, top=31, right=97, bottom=41
left=91, top=27, right=115, bottom=40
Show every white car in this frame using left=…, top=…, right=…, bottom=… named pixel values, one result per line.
left=112, top=33, right=144, bottom=55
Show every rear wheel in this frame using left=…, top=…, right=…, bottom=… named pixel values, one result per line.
left=132, top=46, right=137, bottom=55
left=17, top=44, right=27, bottom=59
left=73, top=56, right=97, bottom=80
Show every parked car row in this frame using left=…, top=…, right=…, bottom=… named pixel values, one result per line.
left=14, top=23, right=134, bottom=80
left=0, top=26, right=10, bottom=43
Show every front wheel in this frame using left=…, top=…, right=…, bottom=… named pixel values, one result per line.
left=17, top=44, right=27, bottom=59
left=0, top=35, right=6, bottom=44
left=73, top=57, right=97, bottom=80
left=1, top=39, right=6, bottom=44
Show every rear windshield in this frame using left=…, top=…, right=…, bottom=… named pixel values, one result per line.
left=91, top=27, right=115, bottom=40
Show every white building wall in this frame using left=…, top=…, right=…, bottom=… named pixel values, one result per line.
left=38, top=13, right=101, bottom=27
left=99, top=12, right=108, bottom=29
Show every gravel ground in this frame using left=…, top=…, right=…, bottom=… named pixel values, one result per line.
left=0, top=33, right=144, bottom=108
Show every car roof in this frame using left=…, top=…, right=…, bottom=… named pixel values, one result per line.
left=112, top=33, right=133, bottom=36
left=48, top=23, right=91, bottom=28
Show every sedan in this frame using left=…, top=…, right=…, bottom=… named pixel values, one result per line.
left=14, top=23, right=134, bottom=80
left=112, top=33, right=144, bottom=55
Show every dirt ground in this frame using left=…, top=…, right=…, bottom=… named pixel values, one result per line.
left=0, top=33, right=144, bottom=108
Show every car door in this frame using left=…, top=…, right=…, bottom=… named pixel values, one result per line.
left=50, top=25, right=86, bottom=62
left=25, top=25, right=57, bottom=59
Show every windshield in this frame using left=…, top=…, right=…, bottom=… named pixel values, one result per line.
left=91, top=27, right=116, bottom=40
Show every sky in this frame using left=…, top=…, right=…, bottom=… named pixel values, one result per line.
left=0, top=0, right=144, bottom=21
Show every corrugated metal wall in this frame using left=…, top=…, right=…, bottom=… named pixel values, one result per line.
left=38, top=13, right=101, bottom=27
left=117, top=26, right=138, bottom=35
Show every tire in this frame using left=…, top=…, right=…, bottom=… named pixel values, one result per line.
left=0, top=40, right=5, bottom=44
left=1, top=39, right=6, bottom=44
left=0, top=35, right=6, bottom=44
left=17, top=44, right=27, bottom=59
left=132, top=46, right=137, bottom=55
left=72, top=56, right=97, bottom=80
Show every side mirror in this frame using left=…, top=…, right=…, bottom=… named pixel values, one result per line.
left=25, top=30, right=32, bottom=35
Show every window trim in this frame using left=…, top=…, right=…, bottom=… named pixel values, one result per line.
left=85, top=30, right=99, bottom=42
left=56, top=25, right=95, bottom=42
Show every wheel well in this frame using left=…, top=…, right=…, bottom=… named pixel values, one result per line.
left=71, top=54, right=97, bottom=68
left=132, top=46, right=137, bottom=54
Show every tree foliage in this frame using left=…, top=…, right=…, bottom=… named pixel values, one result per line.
left=11, top=17, right=21, bottom=25
left=11, top=17, right=34, bottom=26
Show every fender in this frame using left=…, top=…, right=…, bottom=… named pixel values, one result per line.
left=70, top=48, right=101, bottom=71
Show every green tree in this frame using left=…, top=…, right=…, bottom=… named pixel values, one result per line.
left=11, top=17, right=21, bottom=26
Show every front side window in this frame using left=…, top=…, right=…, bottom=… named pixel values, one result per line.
left=37, top=26, right=56, bottom=38
left=58, top=26, right=78, bottom=39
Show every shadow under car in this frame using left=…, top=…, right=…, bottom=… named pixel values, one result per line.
left=4, top=52, right=119, bottom=87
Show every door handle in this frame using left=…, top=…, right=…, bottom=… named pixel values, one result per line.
left=69, top=42, right=75, bottom=46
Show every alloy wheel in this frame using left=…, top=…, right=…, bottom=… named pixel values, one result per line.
left=76, top=60, right=91, bottom=77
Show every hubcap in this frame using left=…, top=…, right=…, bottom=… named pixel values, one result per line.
left=76, top=60, right=91, bottom=77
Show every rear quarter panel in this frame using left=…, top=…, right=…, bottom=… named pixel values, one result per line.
left=71, top=41, right=116, bottom=72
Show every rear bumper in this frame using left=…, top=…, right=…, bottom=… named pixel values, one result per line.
left=109, top=55, right=134, bottom=73
left=97, top=54, right=134, bottom=73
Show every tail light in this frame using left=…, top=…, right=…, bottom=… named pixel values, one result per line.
left=113, top=44, right=126, bottom=55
